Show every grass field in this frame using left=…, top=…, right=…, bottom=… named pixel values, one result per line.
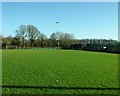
left=2, top=49, right=119, bottom=94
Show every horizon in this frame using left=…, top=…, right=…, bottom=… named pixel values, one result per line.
left=2, top=2, right=118, bottom=40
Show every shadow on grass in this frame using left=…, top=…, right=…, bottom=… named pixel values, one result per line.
left=2, top=85, right=120, bottom=90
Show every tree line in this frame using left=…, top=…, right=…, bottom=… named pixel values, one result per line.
left=1, top=24, right=120, bottom=53
left=2, top=24, right=74, bottom=49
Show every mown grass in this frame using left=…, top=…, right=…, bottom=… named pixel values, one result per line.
left=2, top=49, right=119, bottom=94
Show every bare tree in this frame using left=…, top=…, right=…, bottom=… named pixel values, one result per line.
left=16, top=25, right=27, bottom=48
left=49, top=32, right=74, bottom=48
left=27, top=25, right=40, bottom=47
left=37, top=33, right=47, bottom=48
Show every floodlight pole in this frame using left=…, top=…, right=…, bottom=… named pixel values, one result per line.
left=56, top=21, right=60, bottom=49
left=58, top=37, right=60, bottom=49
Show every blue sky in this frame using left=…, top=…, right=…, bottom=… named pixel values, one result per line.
left=2, top=0, right=119, bottom=2
left=2, top=2, right=118, bottom=40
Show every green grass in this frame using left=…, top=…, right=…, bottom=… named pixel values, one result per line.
left=2, top=49, right=119, bottom=94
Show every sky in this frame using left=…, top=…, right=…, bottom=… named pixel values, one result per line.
left=2, top=0, right=119, bottom=2
left=2, top=2, right=118, bottom=40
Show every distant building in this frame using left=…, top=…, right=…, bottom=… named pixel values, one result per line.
left=2, top=43, right=18, bottom=49
left=71, top=44, right=82, bottom=50
left=71, top=43, right=87, bottom=50
left=71, top=43, right=107, bottom=51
